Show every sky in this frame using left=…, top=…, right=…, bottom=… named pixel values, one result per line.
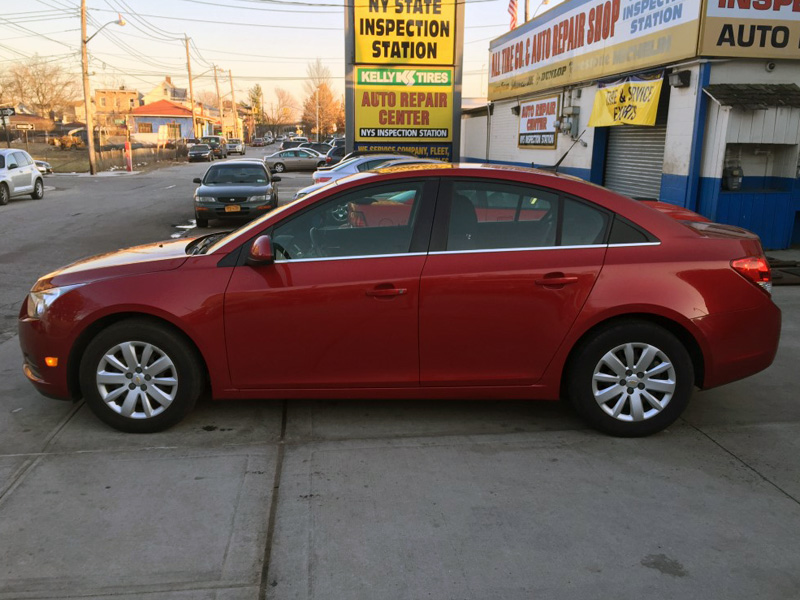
left=0, top=0, right=561, bottom=113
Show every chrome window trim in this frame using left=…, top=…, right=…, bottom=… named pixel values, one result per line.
left=272, top=242, right=661, bottom=263
left=275, top=252, right=427, bottom=264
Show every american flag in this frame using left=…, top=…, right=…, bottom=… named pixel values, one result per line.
left=508, top=0, right=518, bottom=29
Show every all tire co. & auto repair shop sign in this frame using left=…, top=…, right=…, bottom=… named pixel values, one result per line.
left=346, top=0, right=464, bottom=161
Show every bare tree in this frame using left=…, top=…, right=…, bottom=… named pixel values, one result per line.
left=195, top=89, right=219, bottom=108
left=0, top=55, right=78, bottom=117
left=303, top=58, right=331, bottom=98
left=264, top=87, right=298, bottom=131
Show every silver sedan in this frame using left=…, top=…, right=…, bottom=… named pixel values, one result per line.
left=264, top=148, right=326, bottom=173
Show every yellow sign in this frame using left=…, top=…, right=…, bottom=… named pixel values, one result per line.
left=355, top=66, right=453, bottom=142
left=588, top=76, right=663, bottom=127
left=700, top=0, right=800, bottom=59
left=354, top=0, right=456, bottom=65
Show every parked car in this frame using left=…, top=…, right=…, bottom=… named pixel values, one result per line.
left=251, top=138, right=265, bottom=147
left=185, top=138, right=200, bottom=149
left=35, top=160, right=53, bottom=175
left=311, top=154, right=407, bottom=184
left=191, top=159, right=280, bottom=228
left=264, top=148, right=326, bottom=173
left=18, top=164, right=781, bottom=434
left=275, top=135, right=286, bottom=142
left=299, top=142, right=333, bottom=155
left=324, top=145, right=346, bottom=166
left=265, top=135, right=274, bottom=145
left=294, top=158, right=442, bottom=200
left=200, top=135, right=228, bottom=159
left=226, top=138, right=245, bottom=155
left=279, top=140, right=306, bottom=151
left=0, top=149, right=45, bottom=205
left=187, top=144, right=214, bottom=162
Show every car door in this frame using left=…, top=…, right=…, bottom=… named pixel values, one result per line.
left=297, top=150, right=317, bottom=170
left=223, top=178, right=438, bottom=389
left=419, top=178, right=609, bottom=386
left=9, top=152, right=32, bottom=193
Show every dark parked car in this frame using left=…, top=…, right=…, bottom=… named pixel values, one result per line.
left=324, top=144, right=346, bottom=166
left=19, top=164, right=780, bottom=435
left=192, top=159, right=280, bottom=227
left=187, top=144, right=214, bottom=162
left=299, top=142, right=333, bottom=155
left=251, top=138, right=265, bottom=147
left=200, top=135, right=228, bottom=158
left=279, top=140, right=305, bottom=151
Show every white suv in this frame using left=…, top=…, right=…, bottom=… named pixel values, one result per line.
left=0, top=149, right=44, bottom=205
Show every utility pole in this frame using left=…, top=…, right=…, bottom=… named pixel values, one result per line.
left=81, top=0, right=97, bottom=175
left=316, top=88, right=320, bottom=143
left=524, top=0, right=529, bottom=22
left=228, top=70, right=238, bottom=139
left=213, top=65, right=222, bottom=135
left=185, top=35, right=197, bottom=137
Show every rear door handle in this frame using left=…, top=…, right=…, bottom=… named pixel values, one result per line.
left=535, top=275, right=579, bottom=287
left=366, top=287, right=407, bottom=298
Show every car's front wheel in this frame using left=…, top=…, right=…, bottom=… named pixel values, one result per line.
left=31, top=179, right=44, bottom=200
left=195, top=215, right=208, bottom=228
left=567, top=321, right=694, bottom=437
left=79, top=320, right=204, bottom=433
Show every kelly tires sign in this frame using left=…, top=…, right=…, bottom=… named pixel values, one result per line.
left=518, top=96, right=559, bottom=148
left=355, top=67, right=453, bottom=142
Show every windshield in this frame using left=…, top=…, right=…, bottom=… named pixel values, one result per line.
left=201, top=137, right=220, bottom=146
left=229, top=139, right=241, bottom=144
left=204, top=164, right=268, bottom=184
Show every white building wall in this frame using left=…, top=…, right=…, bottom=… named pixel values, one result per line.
left=462, top=113, right=488, bottom=160
left=662, top=64, right=702, bottom=178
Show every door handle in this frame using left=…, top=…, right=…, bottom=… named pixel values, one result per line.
left=366, top=287, right=407, bottom=298
left=535, top=274, right=579, bottom=287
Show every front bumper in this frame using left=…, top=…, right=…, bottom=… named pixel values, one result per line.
left=18, top=305, right=73, bottom=400
left=195, top=199, right=277, bottom=219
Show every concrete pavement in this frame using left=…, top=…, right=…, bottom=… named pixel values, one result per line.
left=1, top=287, right=799, bottom=599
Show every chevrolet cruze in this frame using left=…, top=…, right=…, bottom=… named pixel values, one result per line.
left=19, top=165, right=781, bottom=436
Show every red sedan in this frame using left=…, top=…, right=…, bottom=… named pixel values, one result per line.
left=19, top=165, right=781, bottom=436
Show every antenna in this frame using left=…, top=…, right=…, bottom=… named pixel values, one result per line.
left=553, top=129, right=586, bottom=174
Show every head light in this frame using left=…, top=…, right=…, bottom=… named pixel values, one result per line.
left=195, top=196, right=216, bottom=204
left=248, top=194, right=270, bottom=202
left=26, top=284, right=82, bottom=319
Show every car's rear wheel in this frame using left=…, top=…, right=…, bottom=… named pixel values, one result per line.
left=0, top=183, right=8, bottom=205
left=79, top=320, right=203, bottom=433
left=31, top=179, right=44, bottom=200
left=567, top=321, right=694, bottom=437
left=195, top=215, right=208, bottom=228
left=273, top=163, right=285, bottom=173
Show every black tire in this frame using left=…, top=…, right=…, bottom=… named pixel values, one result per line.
left=0, top=183, right=8, bottom=205
left=567, top=320, right=694, bottom=437
left=195, top=215, right=209, bottom=228
left=31, top=178, right=44, bottom=200
left=273, top=163, right=285, bottom=173
left=79, top=319, right=204, bottom=433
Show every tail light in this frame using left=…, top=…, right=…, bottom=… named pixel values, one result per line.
left=326, top=156, right=332, bottom=163
left=731, top=256, right=772, bottom=295
left=316, top=176, right=332, bottom=183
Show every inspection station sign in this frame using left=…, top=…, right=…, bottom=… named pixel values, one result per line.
left=355, top=67, right=453, bottom=142
left=700, top=0, right=800, bottom=58
left=488, top=0, right=703, bottom=100
left=518, top=96, right=559, bottom=148
left=347, top=0, right=462, bottom=160
left=354, top=0, right=457, bottom=65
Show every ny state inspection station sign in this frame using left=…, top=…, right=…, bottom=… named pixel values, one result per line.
left=346, top=0, right=463, bottom=160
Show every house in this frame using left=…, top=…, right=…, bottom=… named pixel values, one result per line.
left=142, top=77, right=188, bottom=106
left=94, top=87, right=142, bottom=128
left=129, top=99, right=215, bottom=141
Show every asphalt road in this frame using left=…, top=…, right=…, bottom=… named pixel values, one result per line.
left=1, top=155, right=799, bottom=599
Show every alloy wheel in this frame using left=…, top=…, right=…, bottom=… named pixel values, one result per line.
left=591, top=342, right=676, bottom=422
left=95, top=341, right=178, bottom=419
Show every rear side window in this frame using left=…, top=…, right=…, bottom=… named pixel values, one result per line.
left=446, top=181, right=559, bottom=251
left=561, top=197, right=610, bottom=246
left=608, top=216, right=654, bottom=244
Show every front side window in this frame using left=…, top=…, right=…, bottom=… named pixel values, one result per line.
left=272, top=181, right=424, bottom=261
left=13, top=152, right=31, bottom=167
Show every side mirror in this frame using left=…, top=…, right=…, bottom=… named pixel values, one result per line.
left=272, top=176, right=281, bottom=182
left=193, top=177, right=202, bottom=184
left=246, top=235, right=275, bottom=266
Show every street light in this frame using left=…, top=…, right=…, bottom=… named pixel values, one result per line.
left=81, top=1, right=125, bottom=175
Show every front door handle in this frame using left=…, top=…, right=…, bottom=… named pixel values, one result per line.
left=535, top=274, right=579, bottom=287
left=366, top=286, right=407, bottom=298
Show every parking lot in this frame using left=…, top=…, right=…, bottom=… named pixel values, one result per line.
left=1, top=154, right=799, bottom=599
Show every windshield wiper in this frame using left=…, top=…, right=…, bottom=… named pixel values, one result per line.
left=186, top=231, right=231, bottom=255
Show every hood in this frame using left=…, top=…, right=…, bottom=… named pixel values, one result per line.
left=38, top=238, right=192, bottom=289
left=196, top=183, right=270, bottom=197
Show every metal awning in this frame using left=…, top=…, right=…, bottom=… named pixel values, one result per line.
left=703, top=84, right=800, bottom=110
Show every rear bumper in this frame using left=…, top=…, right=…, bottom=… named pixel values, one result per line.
left=695, top=297, right=782, bottom=389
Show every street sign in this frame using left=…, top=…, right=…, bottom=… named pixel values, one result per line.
left=14, top=123, right=34, bottom=130
left=0, top=107, right=15, bottom=117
